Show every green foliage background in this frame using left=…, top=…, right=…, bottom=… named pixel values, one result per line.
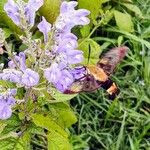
left=0, top=0, right=150, bottom=150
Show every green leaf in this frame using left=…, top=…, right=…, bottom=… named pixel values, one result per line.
left=3, top=28, right=13, bottom=39
left=14, top=132, right=31, bottom=150
left=50, top=88, right=77, bottom=103
left=1, top=115, right=21, bottom=136
left=39, top=0, right=61, bottom=23
left=123, top=3, right=143, bottom=18
left=114, top=10, right=134, bottom=32
left=116, top=112, right=127, bottom=150
left=117, top=36, right=124, bottom=46
left=98, top=9, right=114, bottom=26
left=50, top=103, right=77, bottom=128
left=107, top=28, right=150, bottom=49
left=79, top=38, right=101, bottom=65
left=0, top=80, right=15, bottom=88
left=80, top=25, right=91, bottom=38
left=78, top=0, right=106, bottom=21
left=0, top=122, right=7, bottom=134
left=0, top=132, right=31, bottom=150
left=31, top=113, right=68, bottom=138
left=143, top=57, right=150, bottom=85
left=47, top=130, right=72, bottom=150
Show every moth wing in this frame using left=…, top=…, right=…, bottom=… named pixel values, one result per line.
left=97, top=46, right=128, bottom=75
left=81, top=74, right=103, bottom=92
left=64, top=74, right=102, bottom=94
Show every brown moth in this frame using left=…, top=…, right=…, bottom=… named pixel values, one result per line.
left=64, top=46, right=128, bottom=100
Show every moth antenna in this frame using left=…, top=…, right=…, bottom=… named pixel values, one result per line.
left=87, top=44, right=91, bottom=64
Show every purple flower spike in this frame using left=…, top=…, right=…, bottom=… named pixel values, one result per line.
left=42, top=1, right=91, bottom=92
left=44, top=63, right=62, bottom=84
left=4, top=0, right=20, bottom=25
left=25, top=0, right=44, bottom=26
left=38, top=17, right=52, bottom=43
left=21, top=69, right=40, bottom=87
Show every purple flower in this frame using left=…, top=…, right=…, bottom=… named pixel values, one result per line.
left=0, top=89, right=16, bottom=120
left=55, top=1, right=90, bottom=33
left=42, top=1, right=90, bottom=93
left=27, top=0, right=44, bottom=11
left=7, top=89, right=17, bottom=97
left=8, top=52, right=26, bottom=71
left=44, top=63, right=76, bottom=92
left=0, top=69, right=39, bottom=87
left=0, top=53, right=39, bottom=87
left=4, top=0, right=44, bottom=27
left=21, top=69, right=40, bottom=87
left=55, top=33, right=78, bottom=50
left=4, top=0, right=20, bottom=25
left=0, top=69, right=22, bottom=83
left=25, top=0, right=44, bottom=26
left=37, top=17, right=52, bottom=43
left=60, top=1, right=78, bottom=13
left=0, top=102, right=12, bottom=120
left=65, top=49, right=83, bottom=64
left=54, top=69, right=74, bottom=92
left=44, top=63, right=62, bottom=84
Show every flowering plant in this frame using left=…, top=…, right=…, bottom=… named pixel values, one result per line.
left=0, top=0, right=90, bottom=149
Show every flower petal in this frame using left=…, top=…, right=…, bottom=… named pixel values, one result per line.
left=21, top=69, right=40, bottom=87
left=4, top=0, right=20, bottom=25
left=38, top=17, right=52, bottom=43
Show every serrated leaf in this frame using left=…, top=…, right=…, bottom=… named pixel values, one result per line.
left=0, top=132, right=31, bottom=150
left=15, top=132, right=31, bottom=150
left=123, top=3, right=143, bottom=18
left=47, top=129, right=72, bottom=150
left=100, top=9, right=114, bottom=26
left=39, top=0, right=61, bottom=23
left=114, top=10, right=134, bottom=32
left=28, top=123, right=45, bottom=135
left=79, top=38, right=101, bottom=65
left=51, top=103, right=77, bottom=128
left=31, top=113, right=68, bottom=138
left=1, top=115, right=21, bottom=136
